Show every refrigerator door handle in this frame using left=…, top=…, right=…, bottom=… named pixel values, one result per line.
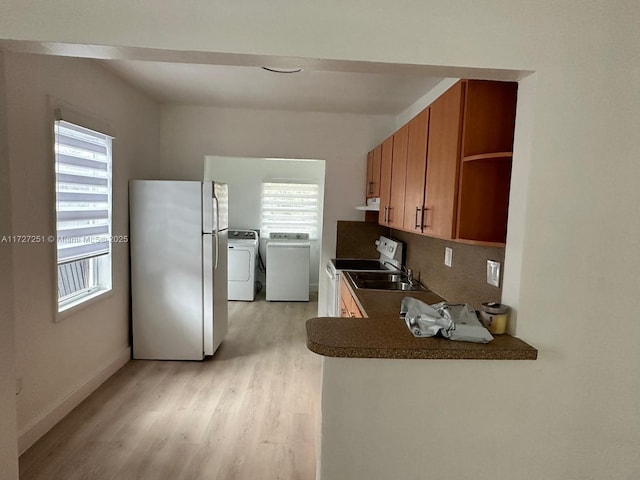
left=213, top=232, right=219, bottom=270
left=213, top=195, right=220, bottom=233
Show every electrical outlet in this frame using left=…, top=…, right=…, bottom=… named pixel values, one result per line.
left=487, top=260, right=501, bottom=287
left=444, top=247, right=453, bottom=267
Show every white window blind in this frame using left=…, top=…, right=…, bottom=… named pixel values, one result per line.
left=55, top=120, right=112, bottom=264
left=261, top=182, right=320, bottom=238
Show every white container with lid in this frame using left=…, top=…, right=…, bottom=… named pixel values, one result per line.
left=479, top=302, right=510, bottom=334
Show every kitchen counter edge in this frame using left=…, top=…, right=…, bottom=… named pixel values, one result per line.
left=307, top=273, right=537, bottom=360
left=306, top=317, right=537, bottom=360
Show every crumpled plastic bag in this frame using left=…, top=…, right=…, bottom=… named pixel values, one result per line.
left=400, top=298, right=493, bottom=343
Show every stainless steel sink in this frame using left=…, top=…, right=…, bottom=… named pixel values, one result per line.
left=347, top=271, right=428, bottom=292
left=348, top=272, right=405, bottom=282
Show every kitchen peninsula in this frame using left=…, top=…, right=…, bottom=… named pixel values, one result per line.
left=306, top=273, right=537, bottom=360
left=307, top=255, right=538, bottom=480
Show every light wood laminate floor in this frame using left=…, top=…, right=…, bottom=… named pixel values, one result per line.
left=19, top=294, right=322, bottom=480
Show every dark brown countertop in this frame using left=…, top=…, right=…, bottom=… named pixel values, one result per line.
left=306, top=274, right=537, bottom=360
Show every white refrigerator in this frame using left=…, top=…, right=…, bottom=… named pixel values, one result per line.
left=130, top=180, right=229, bottom=360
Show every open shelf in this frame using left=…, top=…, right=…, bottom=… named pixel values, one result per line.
left=456, top=156, right=512, bottom=244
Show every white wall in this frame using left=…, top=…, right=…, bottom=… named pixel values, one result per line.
left=0, top=51, right=19, bottom=480
left=4, top=52, right=160, bottom=453
left=160, top=105, right=393, bottom=312
left=204, top=155, right=325, bottom=291
left=0, top=1, right=639, bottom=478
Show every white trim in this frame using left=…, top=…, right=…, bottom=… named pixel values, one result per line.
left=17, top=346, right=130, bottom=455
left=48, top=95, right=115, bottom=138
left=54, top=286, right=113, bottom=322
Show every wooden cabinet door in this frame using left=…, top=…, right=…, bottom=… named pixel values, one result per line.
left=370, top=144, right=382, bottom=198
left=366, top=150, right=374, bottom=198
left=365, top=147, right=381, bottom=199
left=350, top=299, right=363, bottom=318
left=388, top=123, right=409, bottom=229
left=340, top=277, right=350, bottom=317
left=378, top=136, right=394, bottom=226
left=403, top=107, right=430, bottom=232
left=340, top=276, right=363, bottom=318
left=423, top=81, right=465, bottom=239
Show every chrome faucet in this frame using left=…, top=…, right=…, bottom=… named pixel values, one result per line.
left=398, top=263, right=416, bottom=285
left=383, top=261, right=416, bottom=285
left=406, top=268, right=414, bottom=284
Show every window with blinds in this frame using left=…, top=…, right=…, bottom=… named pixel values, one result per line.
left=261, top=182, right=320, bottom=238
left=54, top=119, right=112, bottom=310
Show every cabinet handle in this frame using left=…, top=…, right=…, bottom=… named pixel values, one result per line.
left=415, top=206, right=421, bottom=230
left=349, top=311, right=356, bottom=318
left=383, top=206, right=388, bottom=223
left=387, top=206, right=392, bottom=223
left=368, top=181, right=374, bottom=195
left=423, top=207, right=431, bottom=227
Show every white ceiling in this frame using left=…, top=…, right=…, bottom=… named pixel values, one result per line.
left=1, top=40, right=524, bottom=116
left=101, top=59, right=444, bottom=115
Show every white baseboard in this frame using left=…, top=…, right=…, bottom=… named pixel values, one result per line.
left=18, top=346, right=131, bottom=455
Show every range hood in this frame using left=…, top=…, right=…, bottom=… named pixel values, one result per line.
left=355, top=197, right=380, bottom=211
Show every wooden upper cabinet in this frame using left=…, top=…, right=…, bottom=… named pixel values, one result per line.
left=378, top=135, right=394, bottom=226
left=456, top=80, right=518, bottom=245
left=366, top=145, right=382, bottom=198
left=370, top=79, right=517, bottom=245
left=403, top=107, right=430, bottom=232
left=388, top=123, right=409, bottom=229
left=365, top=150, right=374, bottom=198
left=423, top=81, right=465, bottom=239
left=461, top=80, right=518, bottom=158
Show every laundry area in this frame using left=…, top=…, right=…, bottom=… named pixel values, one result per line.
left=204, top=155, right=325, bottom=303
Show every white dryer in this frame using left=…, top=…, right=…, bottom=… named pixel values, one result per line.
left=228, top=229, right=259, bottom=301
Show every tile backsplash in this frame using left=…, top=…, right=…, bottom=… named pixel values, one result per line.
left=335, top=221, right=389, bottom=259
left=335, top=221, right=504, bottom=308
left=391, top=229, right=504, bottom=308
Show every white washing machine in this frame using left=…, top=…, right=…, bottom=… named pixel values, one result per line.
left=266, top=232, right=310, bottom=302
left=228, top=229, right=259, bottom=301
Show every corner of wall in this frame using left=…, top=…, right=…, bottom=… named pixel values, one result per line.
left=0, top=49, right=20, bottom=480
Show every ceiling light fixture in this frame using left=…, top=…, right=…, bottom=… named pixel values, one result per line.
left=261, top=66, right=303, bottom=74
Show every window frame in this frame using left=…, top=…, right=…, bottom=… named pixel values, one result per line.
left=51, top=104, right=114, bottom=317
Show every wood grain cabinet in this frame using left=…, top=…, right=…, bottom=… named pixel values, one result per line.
left=369, top=79, right=517, bottom=246
left=456, top=80, right=518, bottom=245
left=387, top=123, right=409, bottom=229
left=340, top=276, right=363, bottom=318
left=378, top=135, right=393, bottom=226
left=421, top=81, right=466, bottom=239
left=403, top=107, right=430, bottom=232
left=378, top=124, right=409, bottom=228
left=365, top=145, right=382, bottom=199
